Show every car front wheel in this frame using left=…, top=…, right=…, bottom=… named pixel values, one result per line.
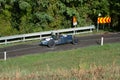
left=47, top=39, right=55, bottom=48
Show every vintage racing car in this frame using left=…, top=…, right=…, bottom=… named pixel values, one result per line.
left=40, top=33, right=78, bottom=47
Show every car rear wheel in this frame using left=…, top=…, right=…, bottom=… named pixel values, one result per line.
left=72, top=37, right=78, bottom=45
left=47, top=39, right=55, bottom=48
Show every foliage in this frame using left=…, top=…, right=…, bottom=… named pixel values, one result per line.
left=0, top=0, right=120, bottom=36
left=109, top=0, right=120, bottom=31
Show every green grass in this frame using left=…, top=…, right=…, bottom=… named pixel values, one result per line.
left=0, top=43, right=120, bottom=80
left=0, top=40, right=40, bottom=48
left=0, top=43, right=120, bottom=71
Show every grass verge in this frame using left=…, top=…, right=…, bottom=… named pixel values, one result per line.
left=0, top=40, right=40, bottom=48
left=0, top=43, right=120, bottom=80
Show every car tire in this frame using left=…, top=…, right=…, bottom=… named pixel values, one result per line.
left=47, top=39, right=55, bottom=48
left=72, top=37, right=78, bottom=45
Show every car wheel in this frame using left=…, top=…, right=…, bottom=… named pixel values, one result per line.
left=72, top=37, right=78, bottom=45
left=47, top=39, right=55, bottom=48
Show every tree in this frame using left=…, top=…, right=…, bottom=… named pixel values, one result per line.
left=0, top=0, right=120, bottom=36
left=109, top=0, right=120, bottom=31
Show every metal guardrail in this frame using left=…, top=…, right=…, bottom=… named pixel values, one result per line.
left=0, top=25, right=95, bottom=44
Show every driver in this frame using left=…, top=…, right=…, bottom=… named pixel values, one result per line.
left=51, top=32, right=60, bottom=40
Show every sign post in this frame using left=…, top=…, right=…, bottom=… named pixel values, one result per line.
left=97, top=13, right=101, bottom=32
left=97, top=17, right=100, bottom=32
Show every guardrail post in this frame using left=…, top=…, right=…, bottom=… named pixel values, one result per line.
left=23, top=37, right=25, bottom=42
left=5, top=39, right=7, bottom=45
left=4, top=50, right=7, bottom=61
left=101, top=37, right=104, bottom=46
left=73, top=29, right=76, bottom=35
left=40, top=35, right=42, bottom=40
left=90, top=29, right=92, bottom=32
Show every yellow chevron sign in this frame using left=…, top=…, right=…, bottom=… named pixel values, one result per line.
left=97, top=17, right=111, bottom=24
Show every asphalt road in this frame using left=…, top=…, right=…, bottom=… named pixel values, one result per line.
left=0, top=32, right=120, bottom=59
